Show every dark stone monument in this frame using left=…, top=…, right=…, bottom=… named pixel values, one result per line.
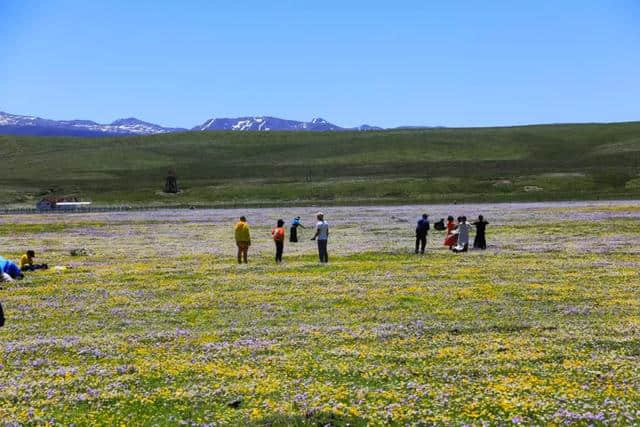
left=164, top=168, right=178, bottom=193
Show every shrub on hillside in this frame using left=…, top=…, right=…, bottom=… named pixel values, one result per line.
left=592, top=170, right=634, bottom=188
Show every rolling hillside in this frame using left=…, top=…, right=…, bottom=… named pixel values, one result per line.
left=1, top=121, right=639, bottom=207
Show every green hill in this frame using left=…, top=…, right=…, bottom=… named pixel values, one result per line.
left=2, top=121, right=640, bottom=207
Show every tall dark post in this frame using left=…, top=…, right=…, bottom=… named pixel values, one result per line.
left=164, top=168, right=178, bottom=193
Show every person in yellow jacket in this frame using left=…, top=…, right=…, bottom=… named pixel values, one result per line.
left=234, top=216, right=251, bottom=264
left=20, top=250, right=48, bottom=271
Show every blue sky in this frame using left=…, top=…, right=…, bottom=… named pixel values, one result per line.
left=1, top=1, right=639, bottom=128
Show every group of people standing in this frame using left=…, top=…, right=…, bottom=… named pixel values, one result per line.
left=443, top=215, right=489, bottom=252
left=234, top=211, right=489, bottom=264
left=234, top=212, right=330, bottom=264
left=415, top=214, right=489, bottom=254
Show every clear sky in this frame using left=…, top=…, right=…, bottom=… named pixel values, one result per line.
left=1, top=0, right=639, bottom=128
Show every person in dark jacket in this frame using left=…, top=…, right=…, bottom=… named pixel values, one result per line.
left=415, top=214, right=430, bottom=254
left=0, top=302, right=4, bottom=327
left=473, top=215, right=489, bottom=250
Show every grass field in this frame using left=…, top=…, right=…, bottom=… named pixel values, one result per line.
left=1, top=201, right=639, bottom=425
left=2, top=121, right=640, bottom=206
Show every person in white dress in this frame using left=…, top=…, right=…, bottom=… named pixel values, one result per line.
left=453, top=216, right=472, bottom=253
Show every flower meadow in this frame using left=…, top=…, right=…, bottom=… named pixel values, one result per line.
left=0, top=201, right=639, bottom=425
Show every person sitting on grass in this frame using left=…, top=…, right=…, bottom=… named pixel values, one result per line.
left=0, top=256, right=23, bottom=281
left=20, top=250, right=48, bottom=271
left=234, top=216, right=251, bottom=264
left=272, top=219, right=286, bottom=264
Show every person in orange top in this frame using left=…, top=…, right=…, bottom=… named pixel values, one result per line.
left=443, top=215, right=458, bottom=250
left=271, top=219, right=286, bottom=263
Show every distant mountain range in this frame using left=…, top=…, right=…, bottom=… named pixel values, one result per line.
left=0, top=111, right=384, bottom=137
left=0, top=112, right=186, bottom=137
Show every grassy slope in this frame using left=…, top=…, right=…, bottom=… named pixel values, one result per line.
left=2, top=121, right=640, bottom=206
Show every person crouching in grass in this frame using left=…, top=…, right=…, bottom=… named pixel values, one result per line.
left=272, top=219, right=285, bottom=263
left=234, top=216, right=251, bottom=264
left=0, top=256, right=23, bottom=281
left=20, top=250, right=48, bottom=272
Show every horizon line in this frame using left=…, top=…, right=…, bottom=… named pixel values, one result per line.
left=1, top=109, right=638, bottom=131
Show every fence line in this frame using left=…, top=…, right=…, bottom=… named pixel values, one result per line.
left=0, top=192, right=635, bottom=216
left=0, top=205, right=209, bottom=215
left=0, top=202, right=303, bottom=215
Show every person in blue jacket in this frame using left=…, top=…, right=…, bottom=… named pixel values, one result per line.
left=289, top=216, right=306, bottom=243
left=415, top=214, right=430, bottom=254
left=0, top=256, right=23, bottom=280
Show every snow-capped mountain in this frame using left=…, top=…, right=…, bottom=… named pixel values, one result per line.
left=108, top=118, right=185, bottom=134
left=0, top=111, right=386, bottom=137
left=193, top=116, right=345, bottom=132
left=0, top=111, right=185, bottom=137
